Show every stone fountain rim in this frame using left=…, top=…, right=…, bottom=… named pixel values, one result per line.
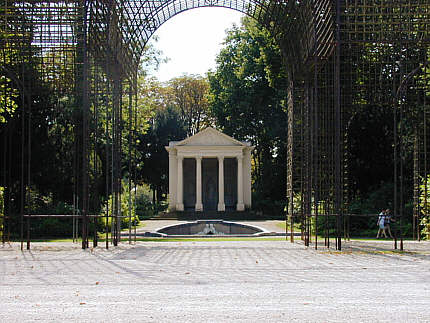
left=154, top=219, right=271, bottom=237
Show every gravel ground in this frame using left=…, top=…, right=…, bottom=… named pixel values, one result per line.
left=1, top=239, right=430, bottom=323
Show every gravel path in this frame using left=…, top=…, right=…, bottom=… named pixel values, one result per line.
left=1, top=240, right=429, bottom=322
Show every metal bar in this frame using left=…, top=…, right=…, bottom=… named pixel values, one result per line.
left=26, top=70, right=32, bottom=250
left=81, top=0, right=89, bottom=250
left=128, top=88, right=132, bottom=244
left=424, top=69, right=428, bottom=242
left=20, top=39, right=25, bottom=252
left=1, top=63, right=7, bottom=245
left=314, top=56, right=319, bottom=250
left=23, top=214, right=100, bottom=218
left=393, top=66, right=398, bottom=250
left=118, top=80, right=123, bottom=243
left=134, top=75, right=138, bottom=244
left=287, top=76, right=294, bottom=244
left=399, top=69, right=404, bottom=252
left=111, top=77, right=115, bottom=246
left=413, top=129, right=419, bottom=240
left=73, top=194, right=76, bottom=243
left=334, top=0, right=342, bottom=251
left=105, top=80, right=110, bottom=250
left=93, top=64, right=99, bottom=249
left=113, top=77, right=121, bottom=246
left=7, top=122, right=11, bottom=243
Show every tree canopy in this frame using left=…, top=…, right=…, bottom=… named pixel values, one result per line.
left=208, top=17, right=288, bottom=212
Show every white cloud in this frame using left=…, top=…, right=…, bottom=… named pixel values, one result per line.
left=147, top=7, right=243, bottom=82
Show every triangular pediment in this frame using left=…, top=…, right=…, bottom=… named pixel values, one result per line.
left=175, top=127, right=246, bottom=147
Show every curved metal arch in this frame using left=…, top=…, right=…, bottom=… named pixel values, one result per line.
left=89, top=0, right=291, bottom=80
left=131, top=0, right=322, bottom=74
left=135, top=0, right=274, bottom=47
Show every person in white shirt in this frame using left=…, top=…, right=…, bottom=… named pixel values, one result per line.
left=376, top=210, right=387, bottom=238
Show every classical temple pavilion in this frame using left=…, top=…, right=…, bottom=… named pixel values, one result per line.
left=165, top=127, right=253, bottom=212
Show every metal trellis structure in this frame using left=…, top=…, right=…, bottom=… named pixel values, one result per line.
left=1, top=0, right=429, bottom=250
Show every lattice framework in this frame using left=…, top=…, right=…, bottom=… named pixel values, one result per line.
left=1, top=0, right=429, bottom=250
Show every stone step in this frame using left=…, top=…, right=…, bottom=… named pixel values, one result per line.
left=151, top=210, right=281, bottom=221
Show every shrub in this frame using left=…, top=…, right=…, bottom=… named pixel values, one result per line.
left=135, top=191, right=153, bottom=220
left=252, top=191, right=285, bottom=218
left=99, top=191, right=139, bottom=231
left=420, top=175, right=430, bottom=240
left=29, top=201, right=75, bottom=238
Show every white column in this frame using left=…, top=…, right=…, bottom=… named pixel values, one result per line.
left=217, top=156, right=225, bottom=211
left=237, top=155, right=245, bottom=211
left=244, top=147, right=253, bottom=208
left=176, top=156, right=184, bottom=211
left=167, top=149, right=177, bottom=211
left=195, top=156, right=203, bottom=211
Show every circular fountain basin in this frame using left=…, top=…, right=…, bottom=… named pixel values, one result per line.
left=156, top=220, right=268, bottom=237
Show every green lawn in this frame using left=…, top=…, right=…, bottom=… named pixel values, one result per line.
left=276, top=221, right=302, bottom=231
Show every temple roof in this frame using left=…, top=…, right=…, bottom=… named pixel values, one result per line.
left=169, top=127, right=250, bottom=147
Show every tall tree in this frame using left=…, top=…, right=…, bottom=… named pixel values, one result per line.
left=136, top=106, right=187, bottom=202
left=165, top=75, right=212, bottom=136
left=208, top=17, right=288, bottom=212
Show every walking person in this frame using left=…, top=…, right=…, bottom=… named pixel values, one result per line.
left=384, top=209, right=395, bottom=239
left=376, top=210, right=387, bottom=238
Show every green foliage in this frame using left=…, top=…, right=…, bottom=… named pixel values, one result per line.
left=346, top=182, right=393, bottom=236
left=419, top=175, right=430, bottom=240
left=345, top=39, right=429, bottom=197
left=0, top=3, right=31, bottom=123
left=252, top=191, right=285, bottom=218
left=99, top=180, right=139, bottom=231
left=26, top=190, right=75, bottom=238
left=136, top=106, right=187, bottom=201
left=209, top=17, right=288, bottom=208
left=1, top=4, right=427, bottom=239
left=31, top=217, right=73, bottom=238
left=0, top=7, right=167, bottom=239
left=0, top=75, right=19, bottom=123
left=166, top=75, right=212, bottom=136
left=134, top=184, right=157, bottom=220
left=132, top=75, right=211, bottom=204
left=0, top=186, right=78, bottom=238
left=135, top=191, right=153, bottom=220
left=420, top=216, right=430, bottom=239
left=346, top=182, right=414, bottom=237
left=348, top=182, right=394, bottom=215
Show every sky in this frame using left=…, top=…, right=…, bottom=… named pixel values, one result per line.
left=147, top=7, right=244, bottom=83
